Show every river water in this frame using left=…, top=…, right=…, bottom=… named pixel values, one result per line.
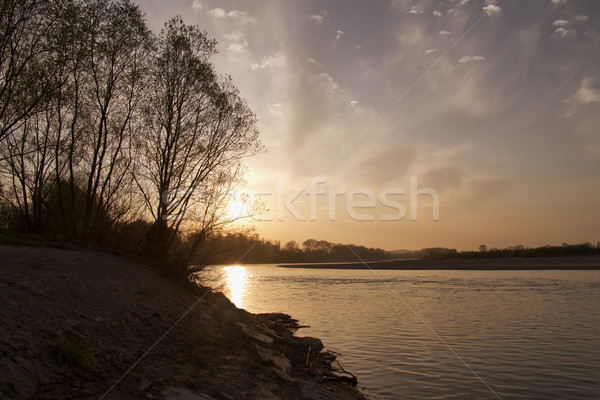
left=208, top=265, right=600, bottom=399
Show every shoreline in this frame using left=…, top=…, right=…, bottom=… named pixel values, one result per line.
left=278, top=255, right=600, bottom=270
left=0, top=245, right=367, bottom=399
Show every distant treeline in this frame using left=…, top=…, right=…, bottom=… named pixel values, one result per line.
left=422, top=243, right=600, bottom=260
left=208, top=233, right=391, bottom=264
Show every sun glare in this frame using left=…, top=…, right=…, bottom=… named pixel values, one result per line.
left=225, top=198, right=247, bottom=222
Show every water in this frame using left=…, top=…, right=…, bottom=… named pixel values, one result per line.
left=207, top=265, right=600, bottom=399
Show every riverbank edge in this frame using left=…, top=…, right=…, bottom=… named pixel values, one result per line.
left=0, top=245, right=368, bottom=399
left=278, top=255, right=600, bottom=270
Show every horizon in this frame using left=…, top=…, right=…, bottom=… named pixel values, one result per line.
left=138, top=0, right=600, bottom=252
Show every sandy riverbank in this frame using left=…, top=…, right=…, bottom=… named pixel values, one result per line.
left=279, top=255, right=600, bottom=270
left=0, top=245, right=367, bottom=399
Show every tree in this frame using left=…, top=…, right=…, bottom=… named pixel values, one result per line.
left=479, top=244, right=488, bottom=252
left=0, top=0, right=61, bottom=142
left=75, top=0, right=151, bottom=239
left=0, top=0, right=67, bottom=232
left=284, top=240, right=299, bottom=252
left=0, top=0, right=152, bottom=238
left=135, top=16, right=261, bottom=266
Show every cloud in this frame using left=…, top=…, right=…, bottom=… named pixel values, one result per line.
left=333, top=30, right=345, bottom=47
left=553, top=27, right=572, bottom=38
left=305, top=12, right=328, bottom=24
left=207, top=8, right=256, bottom=24
left=425, top=48, right=437, bottom=54
left=551, top=0, right=567, bottom=5
left=191, top=0, right=201, bottom=10
left=433, top=10, right=442, bottom=17
left=221, top=31, right=249, bottom=53
left=439, top=30, right=452, bottom=36
left=407, top=6, right=424, bottom=15
left=483, top=4, right=501, bottom=15
left=552, top=19, right=570, bottom=26
left=307, top=58, right=321, bottom=66
left=267, top=103, right=285, bottom=116
left=459, top=55, right=486, bottom=63
left=349, top=100, right=358, bottom=106
left=575, top=15, right=589, bottom=21
left=251, top=50, right=286, bottom=70
left=207, top=8, right=226, bottom=18
left=565, top=77, right=600, bottom=105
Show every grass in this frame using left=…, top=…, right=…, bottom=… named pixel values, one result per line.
left=51, top=338, right=97, bottom=369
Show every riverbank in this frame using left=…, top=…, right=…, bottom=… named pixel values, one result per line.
left=279, top=255, right=600, bottom=270
left=0, top=245, right=367, bottom=399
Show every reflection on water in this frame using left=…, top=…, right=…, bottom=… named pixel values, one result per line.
left=216, top=265, right=600, bottom=399
left=224, top=265, right=248, bottom=308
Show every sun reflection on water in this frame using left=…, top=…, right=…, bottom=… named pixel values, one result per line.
left=225, top=265, right=248, bottom=308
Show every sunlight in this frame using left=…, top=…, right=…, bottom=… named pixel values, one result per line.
left=225, top=198, right=247, bottom=222
left=225, top=266, right=248, bottom=308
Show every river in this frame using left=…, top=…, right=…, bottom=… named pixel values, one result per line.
left=207, top=265, right=600, bottom=399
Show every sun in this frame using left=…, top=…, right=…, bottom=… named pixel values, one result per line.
left=225, top=198, right=247, bottom=221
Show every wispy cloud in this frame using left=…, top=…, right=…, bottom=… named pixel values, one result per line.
left=407, top=6, right=424, bottom=15
left=459, top=55, right=486, bottom=63
left=333, top=30, right=345, bottom=47
left=552, top=19, right=570, bottom=26
left=221, top=31, right=249, bottom=53
left=553, top=27, right=572, bottom=38
left=305, top=12, right=328, bottom=24
left=207, top=8, right=256, bottom=24
left=267, top=102, right=285, bottom=116
left=565, top=77, right=600, bottom=106
left=483, top=4, right=501, bottom=15
left=251, top=50, right=286, bottom=70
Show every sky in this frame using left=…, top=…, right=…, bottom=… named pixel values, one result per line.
left=138, top=0, right=600, bottom=251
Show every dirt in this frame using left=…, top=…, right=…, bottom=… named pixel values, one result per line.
left=0, top=245, right=369, bottom=399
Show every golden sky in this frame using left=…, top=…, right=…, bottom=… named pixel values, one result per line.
left=139, top=0, right=600, bottom=251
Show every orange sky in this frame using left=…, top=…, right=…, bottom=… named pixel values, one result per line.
left=140, top=0, right=600, bottom=250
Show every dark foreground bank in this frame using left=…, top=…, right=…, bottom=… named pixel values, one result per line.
left=279, top=255, right=600, bottom=270
left=0, top=245, right=367, bottom=399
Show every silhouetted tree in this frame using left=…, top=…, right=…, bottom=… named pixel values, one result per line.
left=0, top=0, right=60, bottom=142
left=0, top=0, right=152, bottom=238
left=134, top=16, right=261, bottom=266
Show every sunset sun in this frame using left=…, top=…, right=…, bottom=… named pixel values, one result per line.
left=225, top=197, right=247, bottom=221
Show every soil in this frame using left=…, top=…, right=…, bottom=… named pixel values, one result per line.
left=0, top=245, right=369, bottom=400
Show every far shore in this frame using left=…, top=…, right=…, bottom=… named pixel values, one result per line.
left=278, top=255, right=600, bottom=270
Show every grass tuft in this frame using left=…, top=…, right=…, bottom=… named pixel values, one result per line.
left=51, top=338, right=97, bottom=369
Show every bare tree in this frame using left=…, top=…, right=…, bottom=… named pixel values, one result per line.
left=75, top=0, right=151, bottom=239
left=0, top=102, right=57, bottom=232
left=135, top=17, right=262, bottom=265
left=0, top=0, right=60, bottom=142
left=0, top=0, right=152, bottom=239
